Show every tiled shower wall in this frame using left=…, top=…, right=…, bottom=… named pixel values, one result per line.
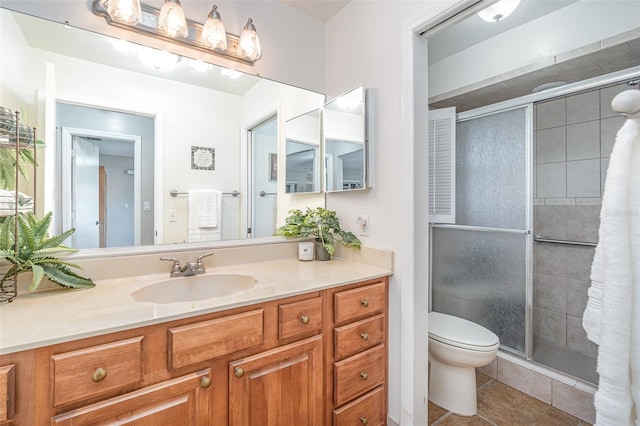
left=533, top=83, right=630, bottom=371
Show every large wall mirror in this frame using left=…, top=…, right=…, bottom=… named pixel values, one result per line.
left=323, top=85, right=367, bottom=192
left=284, top=109, right=321, bottom=194
left=0, top=8, right=325, bottom=251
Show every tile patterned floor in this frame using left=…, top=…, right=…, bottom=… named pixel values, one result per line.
left=428, top=372, right=592, bottom=425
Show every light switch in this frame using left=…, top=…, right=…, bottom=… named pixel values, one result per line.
left=143, top=201, right=151, bottom=211
left=357, top=215, right=369, bottom=237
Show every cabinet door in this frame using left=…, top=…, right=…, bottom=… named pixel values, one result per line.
left=229, top=335, right=323, bottom=426
left=51, top=369, right=211, bottom=426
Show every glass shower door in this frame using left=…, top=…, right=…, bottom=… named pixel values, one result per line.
left=431, top=106, right=531, bottom=354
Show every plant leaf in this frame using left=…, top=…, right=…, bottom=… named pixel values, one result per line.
left=29, top=263, right=44, bottom=291
left=40, top=264, right=95, bottom=289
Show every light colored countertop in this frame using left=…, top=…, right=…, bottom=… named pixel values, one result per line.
left=0, top=256, right=392, bottom=355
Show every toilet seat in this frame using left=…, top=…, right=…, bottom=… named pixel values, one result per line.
left=429, top=312, right=499, bottom=352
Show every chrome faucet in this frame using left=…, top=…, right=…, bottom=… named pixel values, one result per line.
left=160, top=252, right=214, bottom=277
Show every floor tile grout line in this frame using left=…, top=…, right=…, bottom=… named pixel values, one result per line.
left=477, top=414, right=499, bottom=426
left=431, top=411, right=451, bottom=426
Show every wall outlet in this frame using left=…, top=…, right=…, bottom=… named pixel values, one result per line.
left=357, top=215, right=370, bottom=237
left=143, top=201, right=151, bottom=211
left=169, top=209, right=177, bottom=222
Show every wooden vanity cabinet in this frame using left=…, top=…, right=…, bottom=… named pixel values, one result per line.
left=1, top=277, right=389, bottom=425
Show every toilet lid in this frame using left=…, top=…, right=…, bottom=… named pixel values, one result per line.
left=428, top=312, right=499, bottom=350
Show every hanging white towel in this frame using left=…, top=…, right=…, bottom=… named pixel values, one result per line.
left=187, top=189, right=222, bottom=242
left=583, top=103, right=640, bottom=425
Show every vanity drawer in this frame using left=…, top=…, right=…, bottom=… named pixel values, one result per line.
left=169, top=309, right=264, bottom=370
left=334, top=344, right=385, bottom=406
left=0, top=364, right=15, bottom=422
left=279, top=296, right=323, bottom=340
left=51, top=336, right=143, bottom=407
left=333, top=386, right=385, bottom=426
left=334, top=282, right=386, bottom=324
left=334, top=314, right=385, bottom=360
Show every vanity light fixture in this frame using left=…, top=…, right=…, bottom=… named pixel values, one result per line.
left=92, top=0, right=261, bottom=65
left=477, top=0, right=521, bottom=22
left=158, top=0, right=188, bottom=38
left=238, top=18, right=261, bottom=61
left=201, top=5, right=227, bottom=50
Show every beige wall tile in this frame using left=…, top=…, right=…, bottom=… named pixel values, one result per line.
left=552, top=381, right=595, bottom=424
left=477, top=358, right=497, bottom=379
left=497, top=358, right=552, bottom=404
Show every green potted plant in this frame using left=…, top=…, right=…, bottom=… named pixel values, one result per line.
left=0, top=212, right=95, bottom=292
left=276, top=207, right=361, bottom=260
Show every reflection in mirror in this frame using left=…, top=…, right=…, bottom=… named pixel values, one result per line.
left=323, top=86, right=367, bottom=192
left=0, top=8, right=325, bottom=250
left=285, top=109, right=321, bottom=194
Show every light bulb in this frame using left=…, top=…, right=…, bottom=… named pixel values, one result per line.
left=106, top=0, right=142, bottom=25
left=202, top=5, right=227, bottom=50
left=158, top=0, right=188, bottom=38
left=237, top=18, right=261, bottom=61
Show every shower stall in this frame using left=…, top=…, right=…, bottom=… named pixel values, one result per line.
left=430, top=76, right=638, bottom=386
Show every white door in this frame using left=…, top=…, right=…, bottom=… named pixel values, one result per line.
left=250, top=116, right=277, bottom=238
left=71, top=137, right=100, bottom=249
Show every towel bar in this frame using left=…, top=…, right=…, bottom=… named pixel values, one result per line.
left=534, top=237, right=597, bottom=247
left=170, top=190, right=240, bottom=198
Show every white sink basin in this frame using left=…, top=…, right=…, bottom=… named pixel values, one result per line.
left=131, top=274, right=257, bottom=304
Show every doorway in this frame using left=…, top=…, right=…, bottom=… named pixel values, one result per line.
left=247, top=115, right=278, bottom=238
left=61, top=128, right=141, bottom=249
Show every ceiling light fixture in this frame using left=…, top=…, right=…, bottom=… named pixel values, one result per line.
left=477, top=0, right=521, bottom=23
left=92, top=0, right=261, bottom=65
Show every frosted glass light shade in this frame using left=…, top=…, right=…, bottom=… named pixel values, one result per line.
left=237, top=18, right=261, bottom=61
left=202, top=5, right=227, bottom=50
left=106, top=0, right=142, bottom=25
left=477, top=0, right=521, bottom=22
left=158, top=0, right=188, bottom=38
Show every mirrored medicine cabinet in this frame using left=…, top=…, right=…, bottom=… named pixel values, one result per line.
left=285, top=85, right=369, bottom=194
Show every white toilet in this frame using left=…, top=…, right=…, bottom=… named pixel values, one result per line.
left=428, top=311, right=500, bottom=416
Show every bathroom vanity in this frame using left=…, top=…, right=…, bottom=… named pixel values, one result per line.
left=0, top=245, right=391, bottom=425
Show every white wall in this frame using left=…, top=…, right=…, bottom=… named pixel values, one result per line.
left=0, top=9, right=32, bottom=115
left=325, top=2, right=456, bottom=424
left=1, top=0, right=326, bottom=94
left=429, top=0, right=640, bottom=97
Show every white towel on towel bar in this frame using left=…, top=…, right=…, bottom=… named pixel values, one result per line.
left=188, top=190, right=222, bottom=242
left=583, top=115, right=640, bottom=426
left=189, top=189, right=219, bottom=228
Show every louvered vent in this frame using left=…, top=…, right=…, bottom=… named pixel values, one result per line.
left=428, top=107, right=455, bottom=223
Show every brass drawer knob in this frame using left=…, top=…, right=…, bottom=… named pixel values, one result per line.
left=361, top=299, right=369, bottom=307
left=234, top=367, right=245, bottom=378
left=92, top=367, right=107, bottom=383
left=360, top=416, right=368, bottom=425
left=200, top=376, right=211, bottom=389
left=361, top=332, right=369, bottom=341
left=360, top=371, right=368, bottom=380
left=300, top=315, right=310, bottom=325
